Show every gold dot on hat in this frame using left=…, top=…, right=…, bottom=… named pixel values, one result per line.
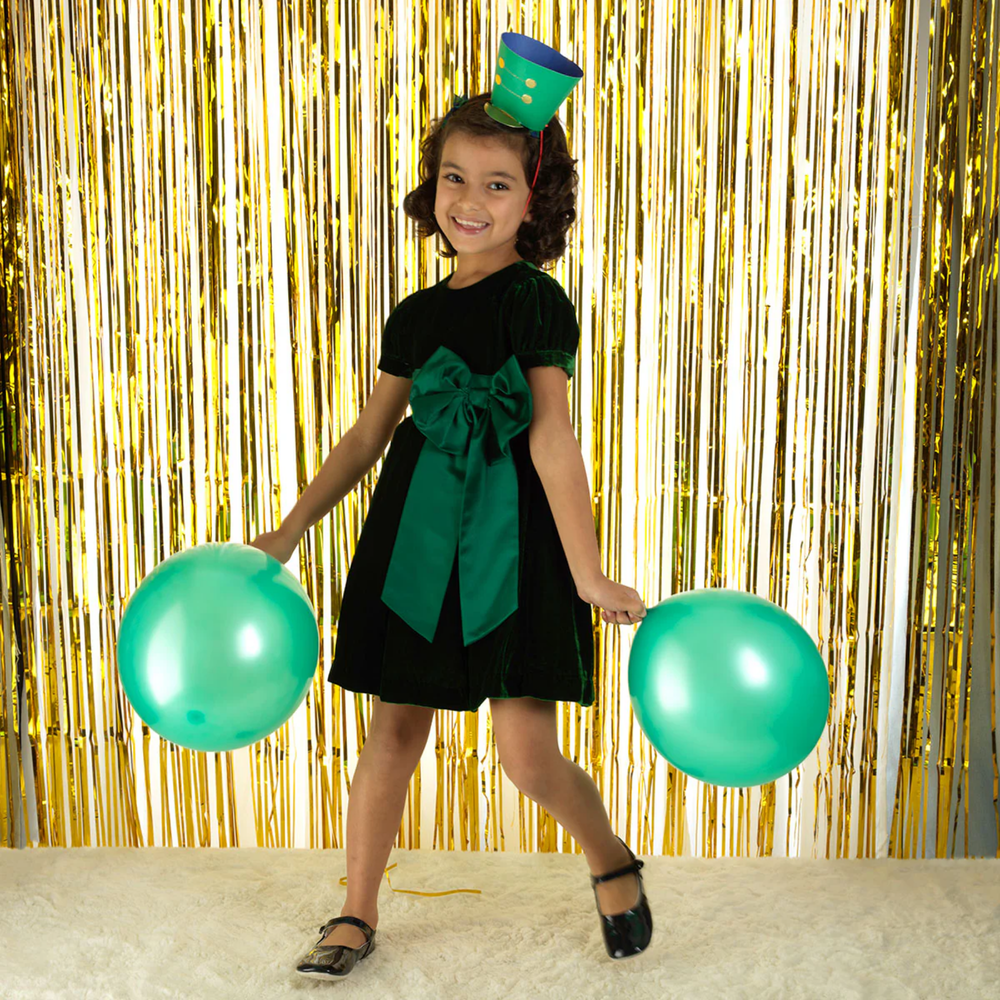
left=522, top=95, right=532, bottom=103
left=499, top=57, right=505, bottom=67
left=495, top=74, right=501, bottom=84
left=526, top=79, right=536, bottom=87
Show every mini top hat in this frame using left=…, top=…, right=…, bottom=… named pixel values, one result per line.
left=484, top=32, right=582, bottom=134
left=444, top=33, right=582, bottom=221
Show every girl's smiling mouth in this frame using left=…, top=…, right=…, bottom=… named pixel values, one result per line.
left=453, top=217, right=491, bottom=235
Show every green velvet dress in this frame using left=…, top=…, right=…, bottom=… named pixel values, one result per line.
left=327, top=259, right=595, bottom=711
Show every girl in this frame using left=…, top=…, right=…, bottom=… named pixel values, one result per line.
left=253, top=35, right=651, bottom=980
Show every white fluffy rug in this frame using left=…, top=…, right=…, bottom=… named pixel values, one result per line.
left=1, top=848, right=997, bottom=999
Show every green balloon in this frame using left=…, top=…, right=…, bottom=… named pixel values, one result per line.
left=116, top=542, right=319, bottom=752
left=627, top=589, right=829, bottom=787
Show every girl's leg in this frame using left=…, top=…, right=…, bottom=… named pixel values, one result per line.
left=318, top=695, right=435, bottom=950
left=488, top=697, right=641, bottom=915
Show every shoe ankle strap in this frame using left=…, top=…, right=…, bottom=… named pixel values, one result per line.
left=591, top=856, right=644, bottom=885
left=319, top=915, right=374, bottom=937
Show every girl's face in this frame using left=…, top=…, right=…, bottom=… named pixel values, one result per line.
left=434, top=132, right=534, bottom=263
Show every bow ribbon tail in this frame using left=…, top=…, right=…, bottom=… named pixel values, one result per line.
left=381, top=440, right=463, bottom=643
left=457, top=420, right=520, bottom=645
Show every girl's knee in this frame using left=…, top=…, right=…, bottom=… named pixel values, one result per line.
left=371, top=697, right=435, bottom=748
left=500, top=747, right=564, bottom=797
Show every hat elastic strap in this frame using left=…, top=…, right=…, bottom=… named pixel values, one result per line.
left=521, top=130, right=543, bottom=221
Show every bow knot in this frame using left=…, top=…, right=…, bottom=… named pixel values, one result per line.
left=381, top=346, right=533, bottom=646
left=443, top=93, right=469, bottom=125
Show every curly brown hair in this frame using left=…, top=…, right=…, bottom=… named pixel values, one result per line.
left=401, top=93, right=579, bottom=271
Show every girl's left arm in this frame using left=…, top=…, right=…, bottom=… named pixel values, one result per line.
left=529, top=427, right=603, bottom=590
left=526, top=366, right=646, bottom=625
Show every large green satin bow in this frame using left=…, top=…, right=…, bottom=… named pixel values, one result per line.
left=381, top=345, right=533, bottom=646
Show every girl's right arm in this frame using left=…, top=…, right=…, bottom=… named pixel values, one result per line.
left=249, top=372, right=412, bottom=564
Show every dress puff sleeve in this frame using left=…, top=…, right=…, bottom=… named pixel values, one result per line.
left=376, top=302, right=414, bottom=378
left=502, top=274, right=580, bottom=380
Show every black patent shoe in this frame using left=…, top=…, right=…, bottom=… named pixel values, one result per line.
left=589, top=835, right=653, bottom=959
left=295, top=915, right=377, bottom=979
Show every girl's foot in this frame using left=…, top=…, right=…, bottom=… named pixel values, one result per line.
left=317, top=913, right=378, bottom=950
left=591, top=843, right=642, bottom=915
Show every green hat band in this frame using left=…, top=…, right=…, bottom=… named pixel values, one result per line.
left=484, top=33, right=582, bottom=133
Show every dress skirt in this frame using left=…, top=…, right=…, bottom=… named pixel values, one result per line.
left=328, top=417, right=595, bottom=712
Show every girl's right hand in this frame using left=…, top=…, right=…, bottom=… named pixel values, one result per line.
left=249, top=527, right=300, bottom=565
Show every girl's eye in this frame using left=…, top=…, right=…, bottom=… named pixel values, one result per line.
left=443, top=173, right=508, bottom=191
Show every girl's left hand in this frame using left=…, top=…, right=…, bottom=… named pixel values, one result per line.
left=577, top=574, right=647, bottom=626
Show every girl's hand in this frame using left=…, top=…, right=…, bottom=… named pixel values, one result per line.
left=577, top=574, right=647, bottom=626
left=248, top=527, right=300, bottom=566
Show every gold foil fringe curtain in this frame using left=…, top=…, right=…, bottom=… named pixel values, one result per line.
left=1, top=0, right=997, bottom=857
